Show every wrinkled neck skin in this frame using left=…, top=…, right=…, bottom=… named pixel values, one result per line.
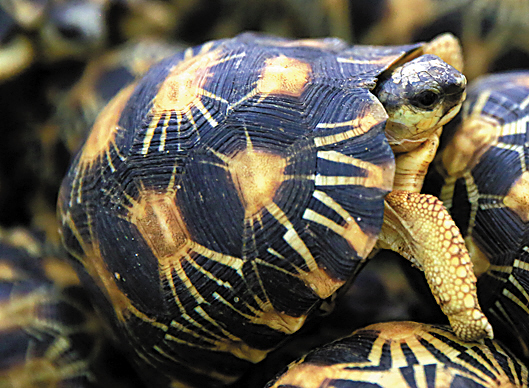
left=389, top=126, right=442, bottom=193
left=386, top=121, right=439, bottom=154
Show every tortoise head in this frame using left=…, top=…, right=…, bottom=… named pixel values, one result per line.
left=375, top=54, right=466, bottom=153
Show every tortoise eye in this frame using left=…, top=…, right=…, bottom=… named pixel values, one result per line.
left=412, top=90, right=440, bottom=109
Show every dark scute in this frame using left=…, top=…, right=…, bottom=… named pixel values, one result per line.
left=400, top=342, right=419, bottom=366
left=304, top=330, right=379, bottom=366
left=450, top=376, right=486, bottom=388
left=424, top=364, right=437, bottom=387
left=117, top=53, right=184, bottom=149
left=0, top=331, right=33, bottom=369
left=40, top=298, right=87, bottom=326
left=67, top=331, right=98, bottom=359
left=61, top=221, right=88, bottom=260
left=330, top=380, right=382, bottom=388
left=94, top=208, right=166, bottom=315
left=399, top=365, right=419, bottom=388
left=257, top=263, right=320, bottom=317
left=491, top=49, right=529, bottom=73
left=128, top=325, right=252, bottom=387
left=178, top=151, right=245, bottom=257
left=97, top=66, right=136, bottom=102
left=0, top=245, right=46, bottom=280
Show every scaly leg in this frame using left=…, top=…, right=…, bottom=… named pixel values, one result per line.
left=377, top=190, right=493, bottom=341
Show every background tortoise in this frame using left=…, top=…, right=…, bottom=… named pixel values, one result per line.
left=57, top=33, right=484, bottom=387
left=0, top=227, right=103, bottom=386
left=349, top=0, right=529, bottom=80
left=266, top=321, right=529, bottom=388
left=424, top=71, right=529, bottom=361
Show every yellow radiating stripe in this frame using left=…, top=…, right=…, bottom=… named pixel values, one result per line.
left=265, top=202, right=318, bottom=272
left=413, top=365, right=428, bottom=388
left=465, top=347, right=499, bottom=376
left=303, top=208, right=337, bottom=230
left=494, top=141, right=525, bottom=160
left=423, top=334, right=497, bottom=384
left=165, top=321, right=217, bottom=347
left=73, top=164, right=84, bottom=205
left=266, top=247, right=285, bottom=259
left=390, top=339, right=407, bottom=368
left=317, top=150, right=385, bottom=188
left=170, top=315, right=227, bottom=343
left=194, top=305, right=242, bottom=342
left=255, top=257, right=299, bottom=276
left=195, top=99, right=218, bottom=128
left=302, top=208, right=371, bottom=258
left=312, top=190, right=350, bottom=220
left=469, top=91, right=491, bottom=118
left=488, top=264, right=513, bottom=274
left=165, top=254, right=206, bottom=305
left=367, top=335, right=386, bottom=365
left=45, top=336, right=72, bottom=361
left=337, top=55, right=401, bottom=65
left=158, top=114, right=171, bottom=152
left=202, top=89, right=230, bottom=105
left=313, top=116, right=381, bottom=147
left=191, top=243, right=244, bottom=276
left=503, top=279, right=529, bottom=315
left=315, top=120, right=364, bottom=131
left=142, top=119, right=158, bottom=155
left=314, top=175, right=367, bottom=186
left=500, top=116, right=529, bottom=137
left=479, top=195, right=507, bottom=211
left=514, top=258, right=529, bottom=271
left=492, top=342, right=521, bottom=384
left=519, top=94, right=529, bottom=110
left=402, top=335, right=434, bottom=365
left=105, top=149, right=116, bottom=172
left=464, top=173, right=480, bottom=234
left=112, top=139, right=125, bottom=161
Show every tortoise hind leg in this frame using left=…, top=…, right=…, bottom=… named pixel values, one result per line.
left=377, top=190, right=494, bottom=342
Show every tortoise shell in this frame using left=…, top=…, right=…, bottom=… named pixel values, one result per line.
left=58, top=33, right=462, bottom=386
left=424, top=71, right=529, bottom=359
left=0, top=227, right=103, bottom=387
left=265, top=321, right=529, bottom=388
left=350, top=0, right=529, bottom=80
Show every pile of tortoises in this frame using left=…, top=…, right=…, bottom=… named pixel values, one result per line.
left=2, top=1, right=529, bottom=387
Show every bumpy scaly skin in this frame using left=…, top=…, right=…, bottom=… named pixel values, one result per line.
left=379, top=192, right=493, bottom=341
left=373, top=45, right=492, bottom=342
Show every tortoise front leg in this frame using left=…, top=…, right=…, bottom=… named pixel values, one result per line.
left=377, top=190, right=493, bottom=342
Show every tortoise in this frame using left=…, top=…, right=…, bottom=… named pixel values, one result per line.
left=0, top=7, right=35, bottom=82
left=0, top=227, right=104, bottom=386
left=57, top=32, right=489, bottom=387
left=51, top=38, right=185, bottom=157
left=349, top=0, right=529, bottom=80
left=265, top=321, right=529, bottom=388
left=0, top=0, right=107, bottom=79
left=424, top=71, right=529, bottom=360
